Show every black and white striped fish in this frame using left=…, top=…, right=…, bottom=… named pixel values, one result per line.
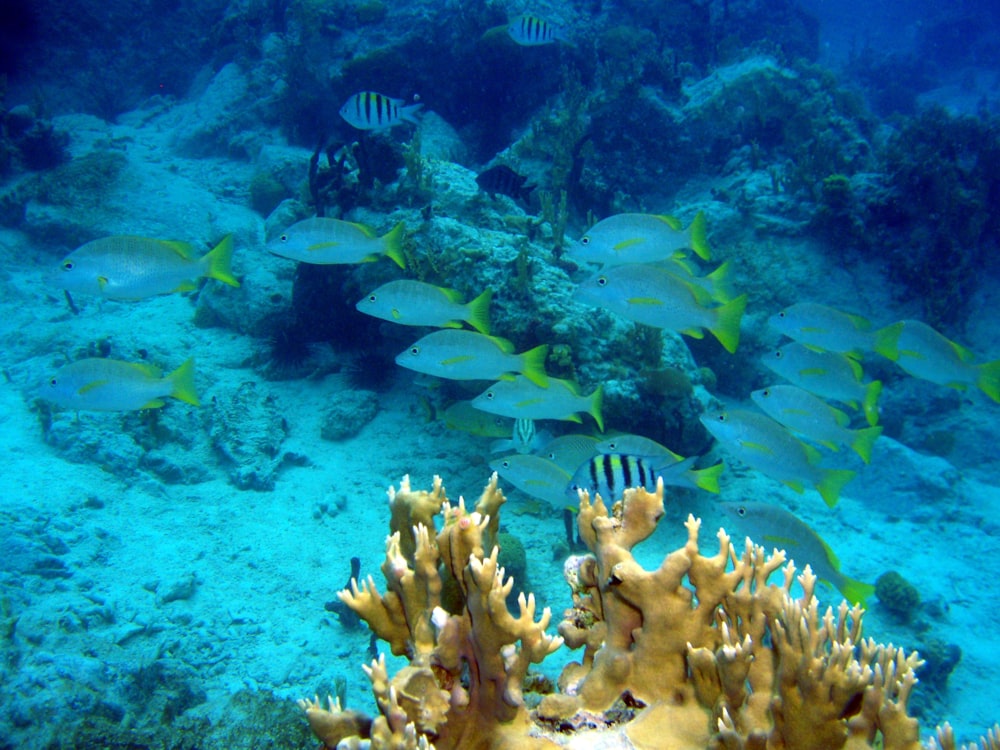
left=506, top=14, right=569, bottom=46
left=567, top=453, right=697, bottom=501
left=339, top=91, right=423, bottom=131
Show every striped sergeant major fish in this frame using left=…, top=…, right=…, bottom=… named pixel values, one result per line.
left=567, top=453, right=697, bottom=502
left=507, top=14, right=569, bottom=46
left=339, top=91, right=423, bottom=131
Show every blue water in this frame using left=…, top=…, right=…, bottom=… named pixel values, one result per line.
left=1, top=0, right=998, bottom=747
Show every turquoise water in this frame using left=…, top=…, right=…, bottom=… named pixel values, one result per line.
left=1, top=0, right=998, bottom=747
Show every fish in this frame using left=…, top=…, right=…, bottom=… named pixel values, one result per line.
left=699, top=409, right=855, bottom=507
left=538, top=434, right=600, bottom=472
left=762, top=343, right=881, bottom=426
left=475, top=165, right=535, bottom=202
left=567, top=452, right=700, bottom=501
left=768, top=302, right=878, bottom=355
left=395, top=330, right=548, bottom=387
left=45, top=357, right=199, bottom=411
left=54, top=235, right=238, bottom=300
left=875, top=319, right=1000, bottom=403
left=750, top=385, right=883, bottom=464
left=506, top=15, right=569, bottom=46
left=442, top=400, right=513, bottom=438
left=594, top=434, right=724, bottom=493
left=720, top=502, right=875, bottom=605
left=356, top=280, right=492, bottom=334
left=490, top=454, right=573, bottom=507
left=572, top=211, right=712, bottom=264
left=339, top=91, right=423, bottom=130
left=267, top=218, right=406, bottom=268
left=471, top=376, right=603, bottom=431
left=577, top=264, right=747, bottom=354
left=491, top=418, right=546, bottom=455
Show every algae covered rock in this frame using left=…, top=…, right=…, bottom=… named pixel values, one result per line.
left=320, top=389, right=379, bottom=441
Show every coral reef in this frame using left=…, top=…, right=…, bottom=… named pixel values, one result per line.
left=299, top=475, right=993, bottom=750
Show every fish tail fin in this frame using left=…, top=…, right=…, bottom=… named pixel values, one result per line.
left=167, top=358, right=200, bottom=406
left=400, top=102, right=424, bottom=125
left=690, top=461, right=724, bottom=493
left=202, top=234, right=240, bottom=288
left=837, top=575, right=876, bottom=607
left=851, top=425, right=883, bottom=464
left=816, top=468, right=855, bottom=508
left=704, top=260, right=735, bottom=303
left=976, top=360, right=1000, bottom=403
left=466, top=288, right=492, bottom=335
left=873, top=321, right=904, bottom=361
left=380, top=222, right=407, bottom=268
left=688, top=211, right=711, bottom=260
left=589, top=385, right=604, bottom=432
left=521, top=345, right=549, bottom=388
left=862, top=380, right=882, bottom=426
left=709, top=294, right=747, bottom=354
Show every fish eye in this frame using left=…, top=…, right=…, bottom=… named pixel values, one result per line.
left=736, top=506, right=747, bottom=517
left=61, top=261, right=73, bottom=271
left=409, top=346, right=420, bottom=356
left=581, top=236, right=590, bottom=246
left=777, top=311, right=786, bottom=318
left=368, top=294, right=377, bottom=303
left=607, top=441, right=618, bottom=450
left=715, top=413, right=727, bottom=422
left=596, top=276, right=608, bottom=287
left=485, top=391, right=495, bottom=400
left=279, top=234, right=288, bottom=242
left=49, top=378, right=57, bottom=387
left=773, top=350, right=783, bottom=359
left=761, top=389, right=771, bottom=397
left=502, top=460, right=511, bottom=468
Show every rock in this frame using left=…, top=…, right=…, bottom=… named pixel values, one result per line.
left=320, top=390, right=379, bottom=441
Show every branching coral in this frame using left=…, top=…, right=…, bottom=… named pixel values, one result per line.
left=299, top=475, right=996, bottom=750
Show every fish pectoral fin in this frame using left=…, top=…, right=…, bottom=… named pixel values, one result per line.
left=97, top=276, right=109, bottom=290
left=391, top=309, right=402, bottom=320
left=625, top=297, right=664, bottom=306
left=77, top=379, right=111, bottom=395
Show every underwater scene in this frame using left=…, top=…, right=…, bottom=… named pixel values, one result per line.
left=1, top=0, right=999, bottom=747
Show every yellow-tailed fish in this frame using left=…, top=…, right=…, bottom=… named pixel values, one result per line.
left=875, top=319, right=1000, bottom=403
left=45, top=357, right=199, bottom=411
left=768, top=302, right=879, bottom=355
left=721, top=501, right=875, bottom=605
left=55, top=235, right=237, bottom=300
left=578, top=264, right=746, bottom=353
left=699, top=409, right=855, bottom=507
left=490, top=454, right=572, bottom=507
left=506, top=14, right=569, bottom=46
left=572, top=211, right=711, bottom=264
left=594, top=434, right=724, bottom=493
left=567, top=452, right=699, bottom=501
left=267, top=218, right=405, bottom=268
left=762, top=343, right=881, bottom=426
left=395, top=330, right=548, bottom=386
left=538, top=433, right=601, bottom=472
left=471, top=376, right=603, bottom=430
left=356, top=280, right=491, bottom=334
left=442, top=400, right=513, bottom=438
left=339, top=91, right=422, bottom=130
left=750, top=385, right=883, bottom=464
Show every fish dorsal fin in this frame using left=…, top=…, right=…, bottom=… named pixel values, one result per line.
left=348, top=221, right=378, bottom=238
left=847, top=312, right=871, bottom=331
left=656, top=214, right=682, bottom=231
left=948, top=338, right=976, bottom=363
left=846, top=357, right=864, bottom=380
left=831, top=406, right=850, bottom=426
left=802, top=442, right=823, bottom=465
left=489, top=335, right=516, bottom=353
left=163, top=240, right=195, bottom=259
left=440, top=286, right=464, bottom=303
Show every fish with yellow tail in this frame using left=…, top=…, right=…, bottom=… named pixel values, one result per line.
left=54, top=235, right=238, bottom=300
left=571, top=211, right=712, bottom=264
left=442, top=400, right=513, bottom=438
left=356, top=280, right=491, bottom=334
left=577, top=264, right=746, bottom=353
left=768, top=302, right=880, bottom=356
left=762, top=343, right=882, bottom=426
left=339, top=91, right=422, bottom=130
left=395, top=330, right=548, bottom=387
left=471, top=376, right=603, bottom=431
left=267, top=218, right=406, bottom=268
left=490, top=454, right=573, bottom=507
left=700, top=409, right=855, bottom=507
left=721, top=501, right=875, bottom=606
left=751, top=385, right=883, bottom=464
left=45, top=358, right=199, bottom=411
left=875, top=319, right=1000, bottom=403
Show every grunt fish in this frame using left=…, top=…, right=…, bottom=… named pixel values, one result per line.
left=395, top=330, right=548, bottom=387
left=45, top=357, right=199, bottom=411
left=267, top=218, right=406, bottom=268
left=357, top=280, right=491, bottom=334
